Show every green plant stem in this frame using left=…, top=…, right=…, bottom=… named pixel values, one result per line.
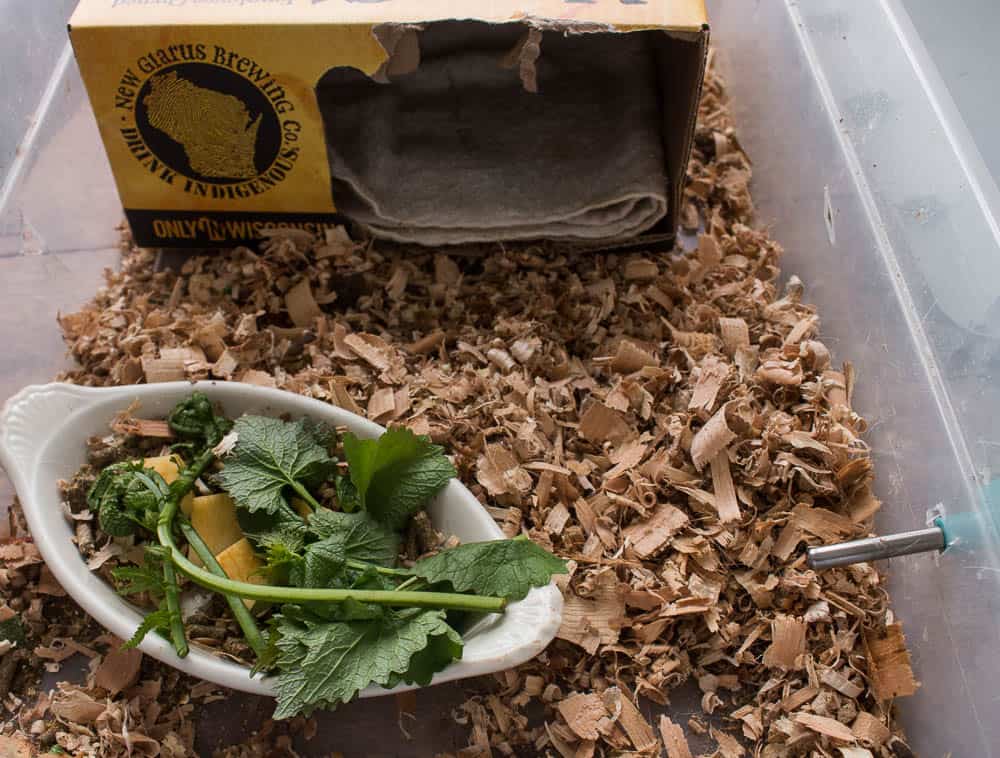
left=160, top=558, right=188, bottom=657
left=394, top=575, right=426, bottom=592
left=158, top=521, right=503, bottom=613
left=155, top=446, right=506, bottom=615
left=290, top=481, right=322, bottom=511
left=172, top=447, right=216, bottom=496
left=344, top=559, right=410, bottom=577
left=154, top=445, right=216, bottom=659
left=181, top=521, right=268, bottom=658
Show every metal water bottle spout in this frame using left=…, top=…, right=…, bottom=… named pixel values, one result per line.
left=805, top=526, right=946, bottom=570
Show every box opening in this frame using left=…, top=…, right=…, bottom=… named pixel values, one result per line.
left=319, top=21, right=677, bottom=246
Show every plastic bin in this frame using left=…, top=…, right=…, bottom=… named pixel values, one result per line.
left=712, top=4, right=1000, bottom=755
left=2, top=1, right=999, bottom=755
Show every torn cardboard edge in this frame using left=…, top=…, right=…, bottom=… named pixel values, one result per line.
left=372, top=24, right=423, bottom=82
left=69, top=0, right=709, bottom=31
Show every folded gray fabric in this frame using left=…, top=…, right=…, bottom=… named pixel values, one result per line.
left=315, top=22, right=668, bottom=245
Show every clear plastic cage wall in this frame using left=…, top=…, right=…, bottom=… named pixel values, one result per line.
left=2, top=1, right=1000, bottom=755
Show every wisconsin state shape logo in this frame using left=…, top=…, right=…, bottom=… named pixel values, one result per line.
left=115, top=44, right=302, bottom=199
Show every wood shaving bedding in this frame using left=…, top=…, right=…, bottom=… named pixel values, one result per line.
left=0, top=506, right=204, bottom=756
left=0, top=53, right=918, bottom=756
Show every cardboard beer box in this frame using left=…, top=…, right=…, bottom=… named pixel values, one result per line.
left=69, top=0, right=708, bottom=249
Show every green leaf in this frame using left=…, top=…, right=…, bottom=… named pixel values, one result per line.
left=334, top=475, right=360, bottom=513
left=88, top=462, right=170, bottom=537
left=167, top=392, right=232, bottom=451
left=259, top=542, right=302, bottom=588
left=122, top=609, right=173, bottom=649
left=301, top=418, right=337, bottom=450
left=221, top=415, right=336, bottom=514
left=339, top=568, right=398, bottom=620
left=290, top=568, right=395, bottom=621
left=272, top=608, right=462, bottom=718
left=291, top=538, right=346, bottom=589
left=112, top=547, right=181, bottom=650
left=343, top=428, right=456, bottom=530
left=409, top=535, right=567, bottom=602
left=397, top=621, right=463, bottom=686
left=112, top=565, right=166, bottom=598
left=308, top=510, right=400, bottom=567
left=284, top=511, right=401, bottom=609
left=238, top=505, right=308, bottom=553
left=251, top=619, right=282, bottom=676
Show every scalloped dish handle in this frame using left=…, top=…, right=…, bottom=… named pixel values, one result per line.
left=0, top=383, right=99, bottom=486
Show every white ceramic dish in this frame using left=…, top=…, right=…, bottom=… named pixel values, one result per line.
left=0, top=381, right=562, bottom=697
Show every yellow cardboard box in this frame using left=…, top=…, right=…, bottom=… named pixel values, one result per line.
left=69, top=0, right=708, bottom=249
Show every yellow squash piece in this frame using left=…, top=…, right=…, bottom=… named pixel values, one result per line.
left=215, top=538, right=266, bottom=608
left=141, top=455, right=194, bottom=515
left=142, top=454, right=182, bottom=482
left=189, top=494, right=244, bottom=565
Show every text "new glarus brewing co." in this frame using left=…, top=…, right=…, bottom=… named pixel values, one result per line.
left=113, top=43, right=302, bottom=200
